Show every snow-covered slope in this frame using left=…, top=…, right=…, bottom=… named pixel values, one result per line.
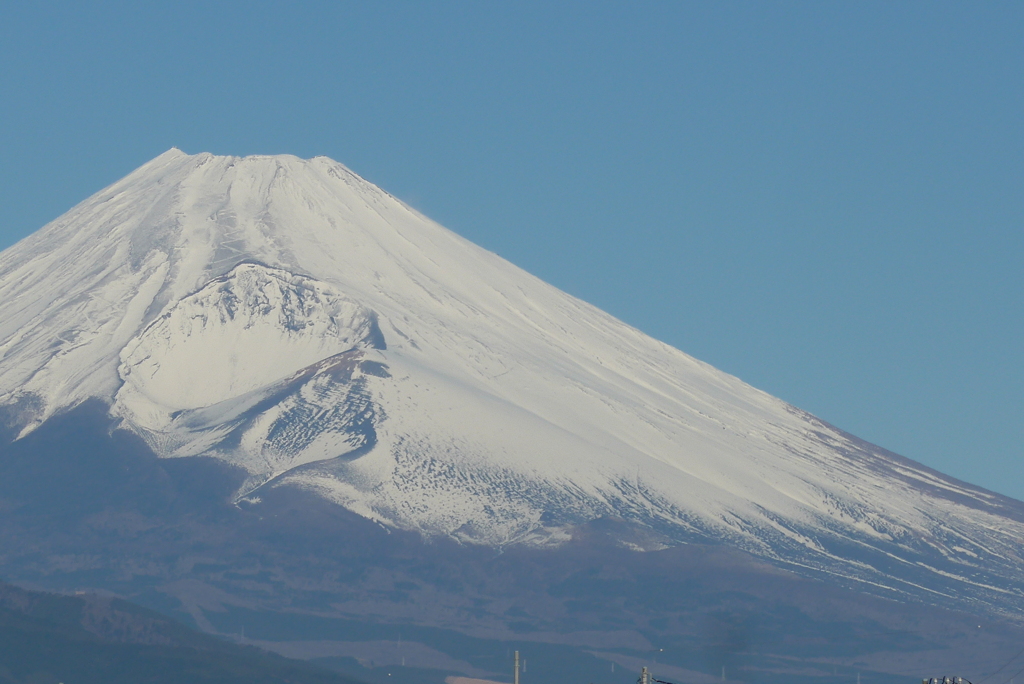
left=0, top=149, right=1021, bottom=614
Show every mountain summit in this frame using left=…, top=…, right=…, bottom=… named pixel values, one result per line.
left=0, top=149, right=1021, bottom=615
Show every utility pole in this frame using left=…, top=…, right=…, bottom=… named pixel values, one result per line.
left=641, top=666, right=649, bottom=684
left=515, top=650, right=520, bottom=684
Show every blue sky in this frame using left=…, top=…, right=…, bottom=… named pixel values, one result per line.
left=1, top=2, right=1021, bottom=497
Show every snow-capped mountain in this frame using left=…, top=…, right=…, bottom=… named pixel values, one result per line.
left=0, top=149, right=1021, bottom=615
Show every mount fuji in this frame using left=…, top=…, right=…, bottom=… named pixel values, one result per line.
left=0, top=149, right=1021, bottom=684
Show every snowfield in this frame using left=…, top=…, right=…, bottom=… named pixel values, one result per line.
left=0, top=149, right=1022, bottom=613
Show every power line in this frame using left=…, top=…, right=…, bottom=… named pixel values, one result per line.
left=977, top=644, right=1024, bottom=684
left=992, top=659, right=1024, bottom=684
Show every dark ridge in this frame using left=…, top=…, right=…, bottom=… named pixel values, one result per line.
left=0, top=580, right=365, bottom=684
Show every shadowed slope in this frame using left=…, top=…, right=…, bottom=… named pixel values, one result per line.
left=0, top=404, right=1020, bottom=684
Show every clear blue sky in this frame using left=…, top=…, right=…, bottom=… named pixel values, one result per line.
left=1, top=2, right=1021, bottom=498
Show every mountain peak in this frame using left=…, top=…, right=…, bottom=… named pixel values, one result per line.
left=1, top=151, right=1023, bottom=616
